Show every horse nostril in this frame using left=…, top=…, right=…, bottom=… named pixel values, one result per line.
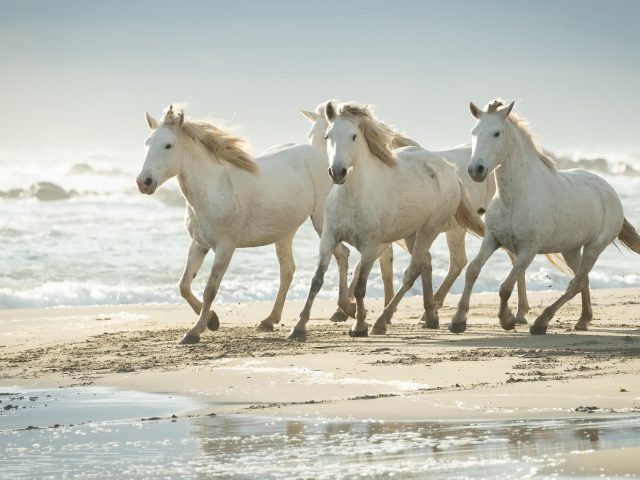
left=144, top=177, right=153, bottom=187
left=339, top=168, right=347, bottom=176
left=477, top=165, right=485, bottom=174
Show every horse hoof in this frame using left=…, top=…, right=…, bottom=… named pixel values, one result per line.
left=448, top=322, right=467, bottom=334
left=256, top=322, right=274, bottom=332
left=515, top=316, right=528, bottom=325
left=207, top=313, right=220, bottom=332
left=573, top=322, right=589, bottom=331
left=530, top=324, right=548, bottom=335
left=179, top=333, right=200, bottom=345
left=370, top=325, right=386, bottom=336
left=330, top=310, right=349, bottom=323
left=421, top=311, right=440, bottom=329
left=348, top=328, right=369, bottom=338
left=287, top=329, right=307, bottom=342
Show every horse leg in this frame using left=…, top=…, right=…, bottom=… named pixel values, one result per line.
left=180, top=244, right=235, bottom=345
left=379, top=244, right=395, bottom=322
left=560, top=248, right=594, bottom=331
left=288, top=232, right=339, bottom=342
left=257, top=233, right=296, bottom=332
left=333, top=243, right=353, bottom=317
left=348, top=244, right=380, bottom=337
left=420, top=251, right=440, bottom=329
left=371, top=230, right=434, bottom=335
left=178, top=240, right=208, bottom=314
left=449, top=233, right=500, bottom=333
left=505, top=250, right=531, bottom=325
left=179, top=240, right=219, bottom=330
left=531, top=243, right=603, bottom=335
left=433, top=226, right=467, bottom=311
left=497, top=250, right=536, bottom=331
left=330, top=259, right=358, bottom=322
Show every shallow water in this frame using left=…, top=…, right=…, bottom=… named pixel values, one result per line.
left=1, top=387, right=640, bottom=479
left=1, top=149, right=640, bottom=309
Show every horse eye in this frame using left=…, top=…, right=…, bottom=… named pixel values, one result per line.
left=165, top=144, right=172, bottom=149
left=352, top=134, right=357, bottom=141
left=324, top=135, right=328, bottom=140
left=493, top=131, right=500, bottom=138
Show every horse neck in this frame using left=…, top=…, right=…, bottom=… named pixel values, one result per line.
left=494, top=124, right=554, bottom=205
left=177, top=143, right=229, bottom=213
left=342, top=139, right=389, bottom=200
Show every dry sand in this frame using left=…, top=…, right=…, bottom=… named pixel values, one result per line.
left=1, top=288, right=639, bottom=421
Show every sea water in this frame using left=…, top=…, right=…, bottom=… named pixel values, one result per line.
left=1, top=387, right=640, bottom=479
left=1, top=147, right=640, bottom=309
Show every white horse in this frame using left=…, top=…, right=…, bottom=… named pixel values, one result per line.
left=450, top=100, right=640, bottom=335
left=289, top=102, right=483, bottom=341
left=137, top=105, right=353, bottom=344
left=301, top=103, right=531, bottom=325
left=301, top=105, right=418, bottom=323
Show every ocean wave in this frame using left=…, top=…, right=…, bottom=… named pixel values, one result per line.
left=0, top=281, right=180, bottom=309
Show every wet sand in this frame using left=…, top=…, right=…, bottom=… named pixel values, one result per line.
left=1, top=288, right=639, bottom=421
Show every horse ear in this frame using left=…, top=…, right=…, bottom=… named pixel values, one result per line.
left=498, top=101, right=515, bottom=119
left=178, top=110, right=185, bottom=127
left=145, top=112, right=158, bottom=130
left=300, top=110, right=320, bottom=123
left=325, top=101, right=337, bottom=122
left=469, top=102, right=482, bottom=119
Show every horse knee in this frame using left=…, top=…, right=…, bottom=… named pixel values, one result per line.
left=179, top=281, right=191, bottom=299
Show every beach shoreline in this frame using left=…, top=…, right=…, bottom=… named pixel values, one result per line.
left=1, top=288, right=639, bottom=422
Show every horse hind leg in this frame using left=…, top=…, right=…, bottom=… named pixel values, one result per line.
left=531, top=243, right=603, bottom=335
left=506, top=250, right=531, bottom=325
left=330, top=254, right=357, bottom=323
left=560, top=248, right=593, bottom=331
left=433, top=226, right=467, bottom=311
left=497, top=250, right=536, bottom=331
left=257, top=233, right=296, bottom=332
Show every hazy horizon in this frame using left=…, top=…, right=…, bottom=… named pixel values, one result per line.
left=2, top=0, right=639, bottom=155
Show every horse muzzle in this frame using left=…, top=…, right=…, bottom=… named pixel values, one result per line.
left=468, top=163, right=488, bottom=182
left=136, top=175, right=157, bottom=194
left=328, top=167, right=348, bottom=185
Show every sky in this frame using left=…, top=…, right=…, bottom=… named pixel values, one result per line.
left=1, top=0, right=639, bottom=155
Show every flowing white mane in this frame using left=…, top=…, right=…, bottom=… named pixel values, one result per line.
left=487, top=100, right=556, bottom=171
left=333, top=102, right=398, bottom=167
left=162, top=106, right=257, bottom=174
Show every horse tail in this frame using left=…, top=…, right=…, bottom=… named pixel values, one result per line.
left=544, top=254, right=573, bottom=275
left=454, top=181, right=485, bottom=238
left=619, top=217, right=640, bottom=254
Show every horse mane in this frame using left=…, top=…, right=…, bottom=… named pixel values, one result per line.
left=162, top=106, right=257, bottom=174
left=486, top=100, right=556, bottom=172
left=336, top=102, right=397, bottom=167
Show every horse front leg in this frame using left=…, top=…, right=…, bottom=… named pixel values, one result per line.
left=257, top=232, right=296, bottom=332
left=288, top=232, right=339, bottom=342
left=347, top=244, right=379, bottom=337
left=497, top=250, right=536, bottom=331
left=449, top=233, right=500, bottom=333
left=179, top=240, right=218, bottom=327
left=179, top=243, right=235, bottom=345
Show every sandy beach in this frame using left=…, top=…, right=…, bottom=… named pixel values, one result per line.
left=2, top=288, right=639, bottom=421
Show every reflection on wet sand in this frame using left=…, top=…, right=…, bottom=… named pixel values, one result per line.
left=2, top=387, right=640, bottom=479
